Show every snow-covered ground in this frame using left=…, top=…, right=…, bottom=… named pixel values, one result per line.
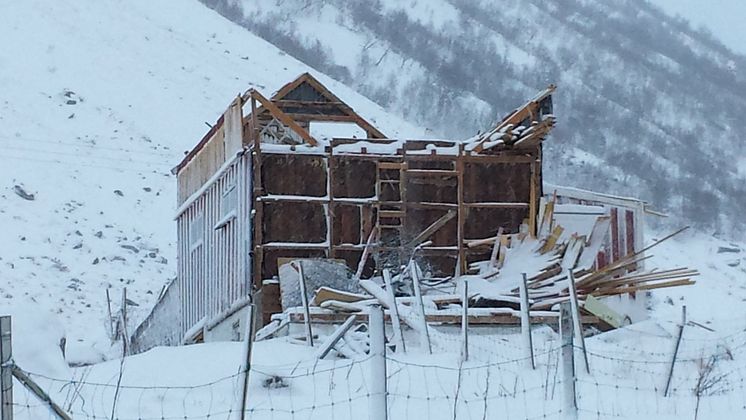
left=0, top=0, right=424, bottom=362
left=2, top=0, right=746, bottom=418
left=4, top=229, right=746, bottom=419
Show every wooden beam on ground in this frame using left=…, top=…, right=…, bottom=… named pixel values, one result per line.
left=288, top=312, right=599, bottom=325
left=315, top=315, right=357, bottom=359
left=11, top=367, right=71, bottom=420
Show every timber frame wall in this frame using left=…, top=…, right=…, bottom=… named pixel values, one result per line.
left=250, top=140, right=542, bottom=284
left=250, top=139, right=542, bottom=324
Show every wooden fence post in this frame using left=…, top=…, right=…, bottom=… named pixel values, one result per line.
left=105, top=289, right=114, bottom=339
left=519, top=273, right=535, bottom=369
left=567, top=270, right=589, bottom=374
left=1, top=316, right=12, bottom=420
left=383, top=269, right=405, bottom=353
left=409, top=262, right=432, bottom=354
left=665, top=305, right=686, bottom=397
left=295, top=261, right=314, bottom=346
left=560, top=303, right=577, bottom=419
left=461, top=278, right=469, bottom=362
left=121, top=287, right=130, bottom=356
left=10, top=367, right=71, bottom=420
left=237, top=304, right=256, bottom=420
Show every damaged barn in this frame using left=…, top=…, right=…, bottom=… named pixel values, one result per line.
left=130, top=73, right=696, bottom=353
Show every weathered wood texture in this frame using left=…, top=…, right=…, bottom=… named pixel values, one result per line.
left=552, top=188, right=645, bottom=271
left=176, top=97, right=244, bottom=204
left=251, top=146, right=541, bottom=286
left=177, top=126, right=225, bottom=204
left=170, top=74, right=552, bottom=331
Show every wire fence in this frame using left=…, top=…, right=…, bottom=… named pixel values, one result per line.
left=6, top=323, right=746, bottom=419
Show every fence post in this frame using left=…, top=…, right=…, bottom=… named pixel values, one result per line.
left=567, top=270, right=589, bottom=374
left=519, top=273, right=535, bottom=369
left=237, top=304, right=256, bottom=420
left=409, top=262, right=432, bottom=354
left=560, top=303, right=577, bottom=419
left=461, top=278, right=469, bottom=362
left=10, top=367, right=71, bottom=420
left=369, top=305, right=387, bottom=420
left=105, top=289, right=114, bottom=339
left=1, top=316, right=12, bottom=420
left=665, top=305, right=686, bottom=397
left=295, top=261, right=314, bottom=347
left=383, top=269, right=405, bottom=353
left=121, top=287, right=129, bottom=356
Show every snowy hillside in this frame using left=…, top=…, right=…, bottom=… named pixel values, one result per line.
left=2, top=1, right=746, bottom=419
left=0, top=0, right=423, bottom=361
left=650, top=0, right=746, bottom=55
left=205, top=0, right=746, bottom=235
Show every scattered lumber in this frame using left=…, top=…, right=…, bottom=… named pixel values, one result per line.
left=313, top=287, right=369, bottom=306
left=276, top=196, right=696, bottom=344
left=316, top=315, right=357, bottom=359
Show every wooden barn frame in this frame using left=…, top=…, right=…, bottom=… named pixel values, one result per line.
left=171, top=73, right=556, bottom=332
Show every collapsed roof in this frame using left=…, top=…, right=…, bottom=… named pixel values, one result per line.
left=173, top=73, right=558, bottom=174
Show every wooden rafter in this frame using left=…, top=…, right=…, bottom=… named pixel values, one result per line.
left=271, top=72, right=387, bottom=139
left=249, top=89, right=319, bottom=146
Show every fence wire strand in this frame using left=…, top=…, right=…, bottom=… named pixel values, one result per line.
left=7, top=325, right=746, bottom=419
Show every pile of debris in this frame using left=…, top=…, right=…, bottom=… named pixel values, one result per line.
left=259, top=195, right=697, bottom=355
left=463, top=197, right=696, bottom=312
left=466, top=84, right=556, bottom=153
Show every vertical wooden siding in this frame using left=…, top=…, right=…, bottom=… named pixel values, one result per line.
left=176, top=153, right=252, bottom=339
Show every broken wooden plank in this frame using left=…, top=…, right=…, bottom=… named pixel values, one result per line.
left=255, top=317, right=290, bottom=341
left=540, top=225, right=565, bottom=254
left=316, top=315, right=357, bottom=359
left=313, top=287, right=370, bottom=306
left=383, top=269, right=406, bottom=353
left=407, top=210, right=457, bottom=247
left=319, top=299, right=376, bottom=313
left=593, top=279, right=695, bottom=296
left=288, top=311, right=598, bottom=325
left=583, top=295, right=626, bottom=329
left=489, top=227, right=505, bottom=268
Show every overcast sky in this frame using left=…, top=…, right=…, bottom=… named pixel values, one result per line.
left=650, top=0, right=746, bottom=56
